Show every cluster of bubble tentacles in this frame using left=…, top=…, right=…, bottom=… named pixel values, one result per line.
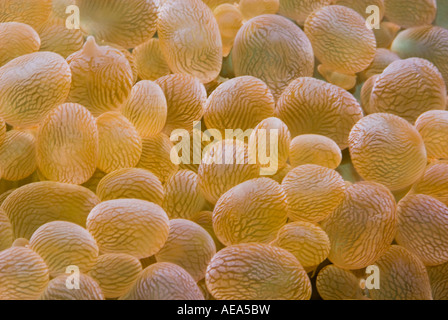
left=0, top=0, right=448, bottom=300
